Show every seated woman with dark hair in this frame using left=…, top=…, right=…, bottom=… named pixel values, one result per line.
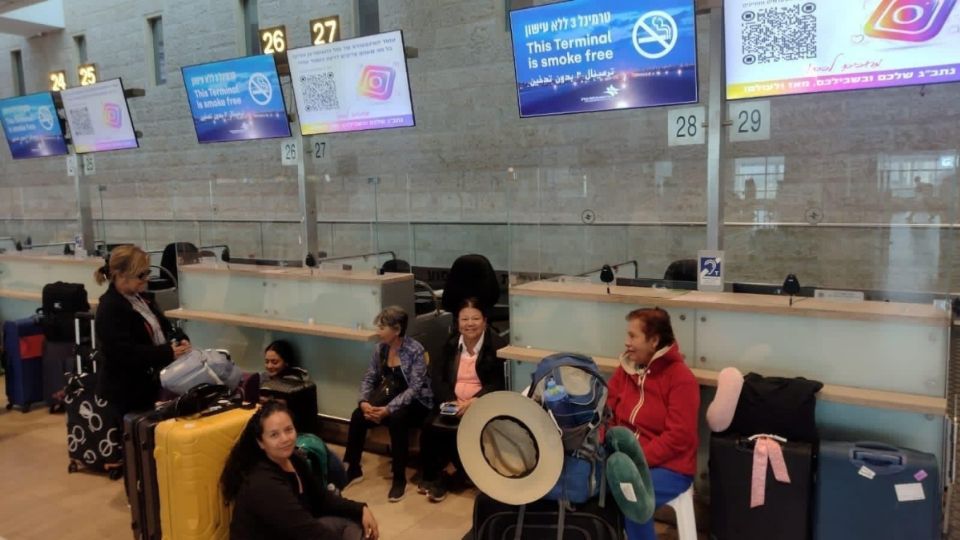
left=239, top=340, right=305, bottom=405
left=418, top=297, right=506, bottom=503
left=221, top=400, right=378, bottom=540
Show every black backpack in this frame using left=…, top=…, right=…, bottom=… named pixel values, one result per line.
left=39, top=282, right=90, bottom=342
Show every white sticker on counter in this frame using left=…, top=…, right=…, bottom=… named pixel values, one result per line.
left=857, top=466, right=876, bottom=480
left=894, top=483, right=925, bottom=502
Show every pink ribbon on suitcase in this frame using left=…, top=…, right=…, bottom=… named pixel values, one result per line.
left=750, top=434, right=791, bottom=508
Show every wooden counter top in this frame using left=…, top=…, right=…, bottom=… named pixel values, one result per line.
left=498, top=345, right=946, bottom=416
left=165, top=308, right=378, bottom=342
left=0, top=288, right=99, bottom=308
left=0, top=253, right=104, bottom=267
left=510, top=281, right=948, bottom=325
left=0, top=288, right=42, bottom=302
left=178, top=262, right=413, bottom=285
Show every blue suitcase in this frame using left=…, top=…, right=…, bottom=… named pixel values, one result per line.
left=3, top=316, right=46, bottom=412
left=815, top=441, right=941, bottom=540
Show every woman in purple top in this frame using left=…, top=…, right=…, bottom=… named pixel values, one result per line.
left=342, top=306, right=433, bottom=502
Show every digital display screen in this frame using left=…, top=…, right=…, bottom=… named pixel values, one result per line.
left=0, top=92, right=69, bottom=159
left=725, top=0, right=960, bottom=99
left=182, top=54, right=291, bottom=143
left=60, top=79, right=139, bottom=153
left=288, top=30, right=415, bottom=135
left=508, top=0, right=699, bottom=118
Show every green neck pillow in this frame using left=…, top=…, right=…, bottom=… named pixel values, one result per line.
left=605, top=426, right=655, bottom=523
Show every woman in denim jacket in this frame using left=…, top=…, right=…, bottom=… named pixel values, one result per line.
left=342, top=306, right=433, bottom=502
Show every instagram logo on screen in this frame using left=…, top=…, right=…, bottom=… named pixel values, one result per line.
left=357, top=65, right=396, bottom=100
left=103, top=103, right=123, bottom=128
left=865, top=0, right=957, bottom=41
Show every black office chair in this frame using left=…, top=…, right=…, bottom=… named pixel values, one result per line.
left=380, top=259, right=442, bottom=316
left=380, top=259, right=411, bottom=274
left=441, top=254, right=505, bottom=329
left=663, top=259, right=698, bottom=283
left=148, top=242, right=200, bottom=292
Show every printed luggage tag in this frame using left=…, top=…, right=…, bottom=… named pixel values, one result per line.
left=894, top=483, right=925, bottom=502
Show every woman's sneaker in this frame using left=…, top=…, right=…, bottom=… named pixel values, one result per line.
left=388, top=479, right=406, bottom=502
left=417, top=480, right=433, bottom=495
left=345, top=466, right=364, bottom=488
left=427, top=482, right=447, bottom=503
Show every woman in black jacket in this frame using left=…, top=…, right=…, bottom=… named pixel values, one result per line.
left=418, top=297, right=506, bottom=502
left=221, top=400, right=379, bottom=540
left=93, top=245, right=191, bottom=414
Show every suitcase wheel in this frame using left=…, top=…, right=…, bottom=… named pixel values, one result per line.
left=108, top=467, right=123, bottom=481
left=5, top=403, right=11, bottom=410
left=68, top=462, right=78, bottom=473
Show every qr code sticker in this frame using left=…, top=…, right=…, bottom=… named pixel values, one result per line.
left=67, top=106, right=94, bottom=136
left=299, top=72, right=339, bottom=112
left=741, top=3, right=817, bottom=65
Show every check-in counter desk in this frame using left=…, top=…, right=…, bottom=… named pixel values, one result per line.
left=501, top=280, right=950, bottom=485
left=0, top=253, right=106, bottom=320
left=164, top=262, right=415, bottom=419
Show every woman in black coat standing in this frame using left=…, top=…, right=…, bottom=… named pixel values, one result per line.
left=93, top=244, right=191, bottom=414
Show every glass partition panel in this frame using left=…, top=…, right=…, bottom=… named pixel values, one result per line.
left=402, top=170, right=510, bottom=274
left=0, top=180, right=79, bottom=250
left=170, top=176, right=301, bottom=264
left=721, top=86, right=960, bottom=297
left=508, top=163, right=708, bottom=282
left=315, top=173, right=381, bottom=270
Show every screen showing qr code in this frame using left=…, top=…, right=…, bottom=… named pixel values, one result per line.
left=740, top=3, right=817, bottom=65
left=724, top=0, right=960, bottom=99
left=60, top=78, right=138, bottom=152
left=67, top=106, right=94, bottom=136
left=298, top=72, right=340, bottom=112
left=288, top=29, right=415, bottom=135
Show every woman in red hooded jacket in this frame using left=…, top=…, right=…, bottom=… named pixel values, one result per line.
left=607, top=307, right=699, bottom=540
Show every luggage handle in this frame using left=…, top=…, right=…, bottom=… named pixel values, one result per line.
left=73, top=314, right=97, bottom=374
left=278, top=366, right=310, bottom=382
left=850, top=441, right=906, bottom=474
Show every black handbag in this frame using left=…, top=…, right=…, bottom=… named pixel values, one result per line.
left=367, top=346, right=403, bottom=407
left=38, top=281, right=90, bottom=342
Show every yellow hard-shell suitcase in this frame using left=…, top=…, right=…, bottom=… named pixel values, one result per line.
left=155, top=406, right=256, bottom=540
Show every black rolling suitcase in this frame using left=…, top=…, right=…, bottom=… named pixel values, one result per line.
left=64, top=313, right=123, bottom=478
left=708, top=432, right=814, bottom=540
left=473, top=492, right=624, bottom=540
left=259, top=367, right=318, bottom=435
left=39, top=282, right=91, bottom=412
left=814, top=441, right=941, bottom=540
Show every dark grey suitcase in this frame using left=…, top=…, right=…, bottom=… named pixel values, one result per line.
left=814, top=441, right=941, bottom=540
left=124, top=409, right=165, bottom=540
left=42, top=340, right=73, bottom=409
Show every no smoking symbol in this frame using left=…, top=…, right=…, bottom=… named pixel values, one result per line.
left=581, top=210, right=596, bottom=224
left=633, top=11, right=678, bottom=60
